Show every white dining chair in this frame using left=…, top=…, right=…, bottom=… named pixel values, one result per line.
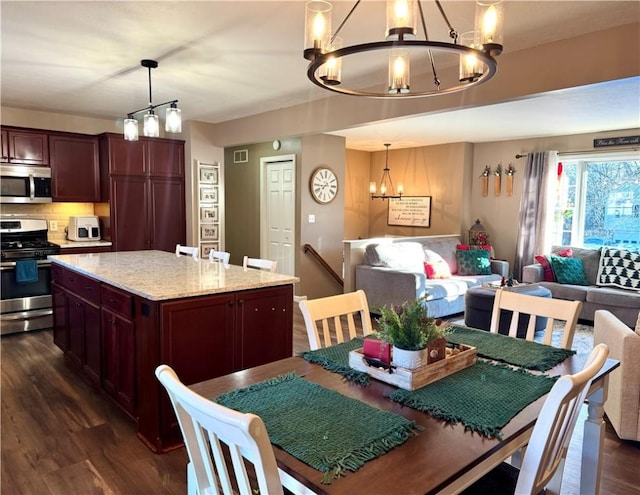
left=489, top=289, right=582, bottom=349
left=460, top=343, right=609, bottom=495
left=175, top=244, right=199, bottom=260
left=243, top=256, right=277, bottom=272
left=299, top=289, right=373, bottom=350
left=208, top=249, right=230, bottom=267
left=155, top=365, right=315, bottom=495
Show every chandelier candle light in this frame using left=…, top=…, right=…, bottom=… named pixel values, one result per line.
left=123, top=59, right=182, bottom=141
left=370, top=143, right=403, bottom=200
left=303, top=0, right=504, bottom=98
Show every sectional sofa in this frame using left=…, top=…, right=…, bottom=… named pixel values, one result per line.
left=522, top=246, right=640, bottom=327
left=350, top=235, right=509, bottom=318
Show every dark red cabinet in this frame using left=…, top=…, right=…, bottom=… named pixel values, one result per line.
left=2, top=128, right=49, bottom=166
left=99, top=133, right=185, bottom=252
left=52, top=262, right=294, bottom=453
left=49, top=133, right=100, bottom=201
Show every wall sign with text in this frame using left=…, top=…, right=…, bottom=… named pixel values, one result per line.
left=593, top=135, right=640, bottom=148
left=388, top=196, right=432, bottom=227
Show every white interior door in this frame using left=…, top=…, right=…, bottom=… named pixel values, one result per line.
left=261, top=155, right=295, bottom=275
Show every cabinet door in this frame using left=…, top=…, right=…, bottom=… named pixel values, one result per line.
left=52, top=282, right=68, bottom=352
left=160, top=294, right=235, bottom=385
left=111, top=175, right=149, bottom=251
left=82, top=301, right=101, bottom=387
left=49, top=134, right=100, bottom=201
left=1, top=130, right=8, bottom=161
left=102, top=308, right=136, bottom=415
left=235, top=286, right=293, bottom=370
left=66, top=293, right=85, bottom=370
left=148, top=178, right=185, bottom=252
left=6, top=129, right=49, bottom=165
left=104, top=136, right=146, bottom=176
left=148, top=140, right=184, bottom=178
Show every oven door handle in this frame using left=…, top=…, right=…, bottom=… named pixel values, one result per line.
left=1, top=260, right=52, bottom=271
left=1, top=308, right=53, bottom=321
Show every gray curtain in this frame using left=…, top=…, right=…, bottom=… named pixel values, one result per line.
left=513, top=151, right=558, bottom=279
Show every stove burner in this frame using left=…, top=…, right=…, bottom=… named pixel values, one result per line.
left=0, top=217, right=60, bottom=261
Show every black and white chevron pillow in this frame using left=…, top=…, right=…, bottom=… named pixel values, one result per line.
left=596, top=248, right=640, bottom=291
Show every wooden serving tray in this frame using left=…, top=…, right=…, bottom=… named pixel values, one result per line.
left=348, top=344, right=477, bottom=391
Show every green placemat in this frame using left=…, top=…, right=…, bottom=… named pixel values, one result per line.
left=448, top=325, right=575, bottom=371
left=214, top=373, right=420, bottom=484
left=387, top=360, right=557, bottom=439
left=301, top=337, right=370, bottom=385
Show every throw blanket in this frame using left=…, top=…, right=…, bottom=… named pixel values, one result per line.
left=214, top=373, right=420, bottom=484
left=387, top=360, right=557, bottom=439
left=448, top=325, right=575, bottom=371
left=301, top=338, right=370, bottom=385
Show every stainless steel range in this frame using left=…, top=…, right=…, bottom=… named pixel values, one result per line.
left=1, top=218, right=60, bottom=335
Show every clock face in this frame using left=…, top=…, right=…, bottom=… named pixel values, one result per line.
left=310, top=167, right=338, bottom=204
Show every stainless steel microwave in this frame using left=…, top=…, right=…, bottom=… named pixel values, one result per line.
left=0, top=164, right=52, bottom=203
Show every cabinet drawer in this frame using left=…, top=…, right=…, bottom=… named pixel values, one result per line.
left=101, top=285, right=133, bottom=318
left=66, top=271, right=101, bottom=305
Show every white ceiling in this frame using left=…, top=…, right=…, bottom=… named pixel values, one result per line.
left=1, top=1, right=639, bottom=152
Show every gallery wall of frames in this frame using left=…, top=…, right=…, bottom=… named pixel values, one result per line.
left=197, top=161, right=224, bottom=259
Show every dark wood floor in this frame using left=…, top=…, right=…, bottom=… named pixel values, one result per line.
left=1, top=309, right=638, bottom=495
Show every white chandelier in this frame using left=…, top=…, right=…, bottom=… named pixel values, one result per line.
left=123, top=59, right=182, bottom=141
left=303, top=0, right=504, bottom=98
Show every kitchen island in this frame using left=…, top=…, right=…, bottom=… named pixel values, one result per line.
left=49, top=250, right=299, bottom=452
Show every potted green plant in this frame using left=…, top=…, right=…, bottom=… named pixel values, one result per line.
left=375, top=298, right=452, bottom=370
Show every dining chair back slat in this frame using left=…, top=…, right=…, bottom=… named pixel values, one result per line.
left=243, top=256, right=277, bottom=272
left=299, top=290, right=373, bottom=350
left=489, top=289, right=582, bottom=349
left=209, top=249, right=231, bottom=267
left=175, top=244, right=199, bottom=260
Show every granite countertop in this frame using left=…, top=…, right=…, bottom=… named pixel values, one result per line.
left=48, top=250, right=299, bottom=301
left=55, top=240, right=113, bottom=248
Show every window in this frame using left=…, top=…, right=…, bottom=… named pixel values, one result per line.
left=548, top=150, right=640, bottom=249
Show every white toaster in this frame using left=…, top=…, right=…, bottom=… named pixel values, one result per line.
left=68, top=216, right=101, bottom=241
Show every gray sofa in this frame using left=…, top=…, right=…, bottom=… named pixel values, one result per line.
left=355, top=237, right=509, bottom=318
left=522, top=246, right=640, bottom=328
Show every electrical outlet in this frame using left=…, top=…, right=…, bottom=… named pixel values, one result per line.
left=308, top=214, right=316, bottom=223
left=49, top=220, right=58, bottom=231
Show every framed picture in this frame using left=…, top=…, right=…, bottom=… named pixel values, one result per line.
left=200, top=186, right=218, bottom=203
left=200, top=205, right=219, bottom=222
left=387, top=196, right=432, bottom=227
left=201, top=224, right=219, bottom=241
left=199, top=167, right=219, bottom=184
left=200, top=243, right=219, bottom=259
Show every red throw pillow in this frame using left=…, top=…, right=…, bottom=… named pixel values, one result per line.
left=456, top=244, right=492, bottom=251
left=534, top=248, right=573, bottom=282
left=424, top=260, right=451, bottom=279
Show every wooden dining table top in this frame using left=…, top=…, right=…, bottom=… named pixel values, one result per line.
left=190, top=352, right=619, bottom=495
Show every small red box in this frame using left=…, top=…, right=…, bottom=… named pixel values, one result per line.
left=363, top=338, right=391, bottom=364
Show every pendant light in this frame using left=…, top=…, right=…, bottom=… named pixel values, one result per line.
left=370, top=143, right=403, bottom=200
left=123, top=59, right=182, bottom=141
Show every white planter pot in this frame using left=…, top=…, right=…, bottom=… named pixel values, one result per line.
left=392, top=346, right=425, bottom=370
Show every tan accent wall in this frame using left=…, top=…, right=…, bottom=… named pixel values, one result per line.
left=368, top=143, right=473, bottom=238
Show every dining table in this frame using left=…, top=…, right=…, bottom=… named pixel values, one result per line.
left=189, top=333, right=619, bottom=495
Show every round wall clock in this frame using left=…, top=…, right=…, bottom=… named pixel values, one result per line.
left=310, top=167, right=338, bottom=204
